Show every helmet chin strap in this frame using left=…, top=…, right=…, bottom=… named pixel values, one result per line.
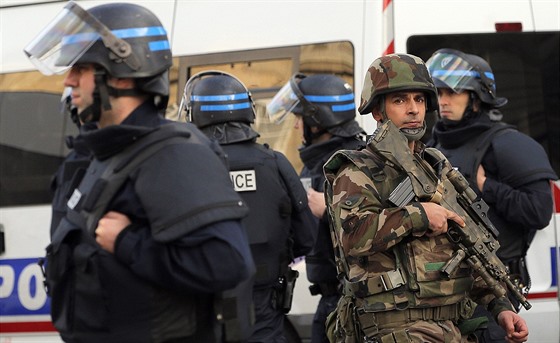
left=400, top=122, right=426, bottom=142
left=79, top=68, right=111, bottom=124
left=303, top=123, right=327, bottom=146
left=78, top=68, right=142, bottom=124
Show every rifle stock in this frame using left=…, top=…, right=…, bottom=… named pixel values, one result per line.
left=370, top=121, right=531, bottom=311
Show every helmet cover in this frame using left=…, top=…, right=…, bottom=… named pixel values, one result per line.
left=358, top=54, right=439, bottom=114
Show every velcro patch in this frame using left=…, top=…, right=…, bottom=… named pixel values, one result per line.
left=67, top=189, right=82, bottom=209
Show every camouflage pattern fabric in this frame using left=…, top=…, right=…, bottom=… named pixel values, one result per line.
left=371, top=320, right=476, bottom=343
left=357, top=54, right=439, bottom=115
left=324, top=145, right=475, bottom=308
left=323, top=134, right=506, bottom=342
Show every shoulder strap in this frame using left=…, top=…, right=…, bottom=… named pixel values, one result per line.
left=82, top=125, right=193, bottom=234
left=472, top=123, right=515, bottom=173
left=324, top=178, right=351, bottom=282
left=324, top=148, right=386, bottom=282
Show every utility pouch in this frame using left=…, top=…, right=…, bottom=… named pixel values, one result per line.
left=215, top=274, right=255, bottom=343
left=326, top=296, right=360, bottom=343
left=277, top=268, right=299, bottom=313
left=376, top=329, right=412, bottom=343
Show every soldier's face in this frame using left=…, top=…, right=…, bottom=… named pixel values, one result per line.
left=437, top=88, right=470, bottom=121
left=374, top=91, right=426, bottom=129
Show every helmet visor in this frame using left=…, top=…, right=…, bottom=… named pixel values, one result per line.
left=24, top=2, right=104, bottom=75
left=266, top=80, right=300, bottom=123
left=426, top=51, right=483, bottom=93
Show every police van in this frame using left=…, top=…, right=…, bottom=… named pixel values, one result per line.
left=1, top=1, right=558, bottom=342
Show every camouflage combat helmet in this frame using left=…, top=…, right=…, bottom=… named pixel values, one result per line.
left=358, top=54, right=439, bottom=115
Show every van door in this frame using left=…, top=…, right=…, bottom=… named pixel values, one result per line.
left=407, top=31, right=560, bottom=342
left=0, top=71, right=73, bottom=341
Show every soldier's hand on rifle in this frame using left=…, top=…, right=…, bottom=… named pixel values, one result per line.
left=95, top=211, right=131, bottom=254
left=420, top=202, right=465, bottom=237
left=497, top=310, right=529, bottom=343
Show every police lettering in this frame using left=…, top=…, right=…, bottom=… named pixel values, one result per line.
left=0, top=258, right=49, bottom=315
left=230, top=170, right=257, bottom=192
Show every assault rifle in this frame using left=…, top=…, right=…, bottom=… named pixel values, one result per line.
left=368, top=120, right=531, bottom=310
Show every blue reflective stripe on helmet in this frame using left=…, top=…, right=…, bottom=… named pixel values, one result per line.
left=332, top=103, right=356, bottom=112
left=113, top=26, right=167, bottom=38
left=201, top=102, right=251, bottom=111
left=431, top=69, right=495, bottom=80
left=62, top=26, right=168, bottom=45
left=483, top=71, right=495, bottom=80
left=192, top=93, right=249, bottom=102
left=149, top=40, right=170, bottom=51
left=304, top=93, right=355, bottom=103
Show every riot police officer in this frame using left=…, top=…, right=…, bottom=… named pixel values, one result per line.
left=25, top=3, right=253, bottom=342
left=426, top=48, right=557, bottom=342
left=50, top=88, right=95, bottom=234
left=182, top=71, right=317, bottom=343
left=267, top=74, right=365, bottom=343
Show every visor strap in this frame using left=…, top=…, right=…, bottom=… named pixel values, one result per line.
left=67, top=2, right=140, bottom=71
left=290, top=73, right=319, bottom=114
left=379, top=97, right=389, bottom=122
left=474, top=65, right=496, bottom=99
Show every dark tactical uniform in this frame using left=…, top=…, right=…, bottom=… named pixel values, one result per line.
left=299, top=136, right=364, bottom=343
left=48, top=103, right=253, bottom=343
left=183, top=71, right=317, bottom=343
left=27, top=3, right=254, bottom=342
left=323, top=54, right=516, bottom=343
left=426, top=49, right=558, bottom=342
left=267, top=73, right=366, bottom=343
left=50, top=123, right=95, bottom=235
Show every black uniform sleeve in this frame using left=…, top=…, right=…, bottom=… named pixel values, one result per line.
left=482, top=178, right=554, bottom=230
left=274, top=151, right=317, bottom=257
left=114, top=219, right=255, bottom=293
left=482, top=131, right=557, bottom=230
left=112, top=136, right=253, bottom=293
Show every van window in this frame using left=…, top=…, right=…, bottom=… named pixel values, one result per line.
left=170, top=41, right=355, bottom=172
left=0, top=71, right=75, bottom=206
left=407, top=32, right=560, bottom=175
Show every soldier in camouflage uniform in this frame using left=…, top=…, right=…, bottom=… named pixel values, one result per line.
left=323, top=54, right=528, bottom=343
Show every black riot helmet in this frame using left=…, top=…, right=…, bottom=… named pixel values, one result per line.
left=24, top=2, right=173, bottom=121
left=426, top=49, right=507, bottom=108
left=180, top=71, right=256, bottom=128
left=267, top=73, right=364, bottom=144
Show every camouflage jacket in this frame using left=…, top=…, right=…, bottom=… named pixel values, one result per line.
left=323, top=130, right=507, bottom=315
